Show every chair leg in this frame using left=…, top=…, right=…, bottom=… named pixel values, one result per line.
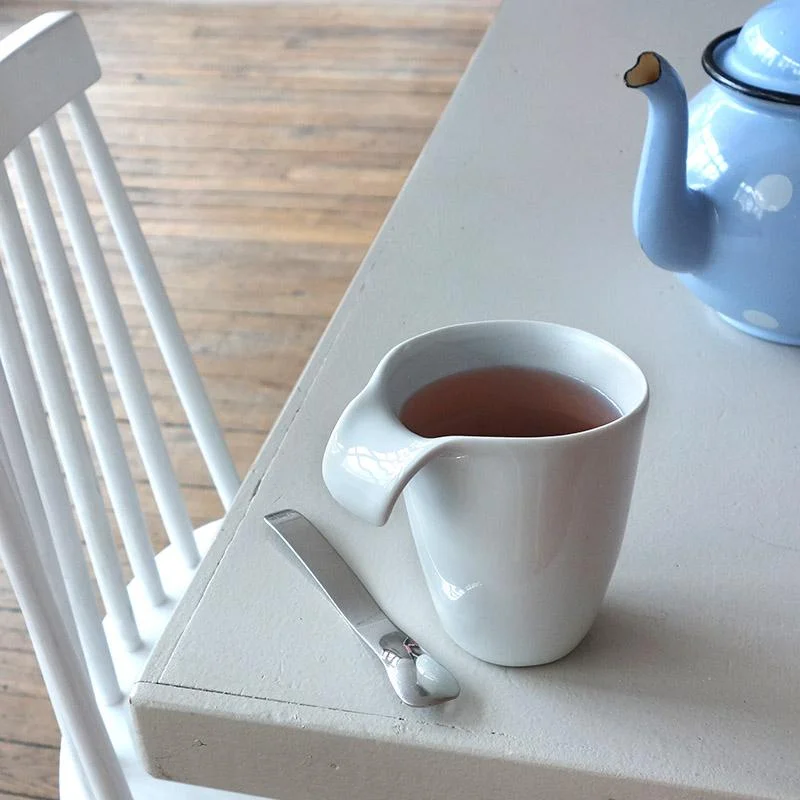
left=64, top=736, right=95, bottom=799
left=0, top=453, right=133, bottom=799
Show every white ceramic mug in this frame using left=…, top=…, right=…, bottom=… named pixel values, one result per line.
left=322, top=321, right=649, bottom=667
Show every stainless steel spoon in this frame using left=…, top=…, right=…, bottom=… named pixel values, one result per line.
left=265, top=509, right=460, bottom=707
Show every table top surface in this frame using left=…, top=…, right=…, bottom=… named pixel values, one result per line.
left=133, top=1, right=800, bottom=798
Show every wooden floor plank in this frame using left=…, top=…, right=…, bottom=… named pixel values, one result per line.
left=0, top=696, right=59, bottom=750
left=0, top=0, right=495, bottom=792
left=0, top=738, right=59, bottom=799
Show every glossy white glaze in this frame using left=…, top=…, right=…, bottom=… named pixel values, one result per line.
left=323, top=321, right=649, bottom=666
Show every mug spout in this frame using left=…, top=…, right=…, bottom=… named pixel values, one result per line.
left=322, top=385, right=447, bottom=526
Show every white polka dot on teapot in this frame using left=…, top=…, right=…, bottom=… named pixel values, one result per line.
left=754, top=174, right=793, bottom=212
left=743, top=309, right=780, bottom=329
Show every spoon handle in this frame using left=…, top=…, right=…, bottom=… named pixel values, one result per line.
left=264, top=509, right=411, bottom=661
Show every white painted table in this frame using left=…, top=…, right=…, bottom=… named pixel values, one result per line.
left=131, top=1, right=800, bottom=797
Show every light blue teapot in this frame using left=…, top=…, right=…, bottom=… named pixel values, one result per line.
left=626, top=1, right=800, bottom=345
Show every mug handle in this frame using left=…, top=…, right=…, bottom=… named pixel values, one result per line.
left=322, top=384, right=448, bottom=526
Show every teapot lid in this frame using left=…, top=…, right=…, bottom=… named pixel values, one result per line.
left=703, top=0, right=800, bottom=104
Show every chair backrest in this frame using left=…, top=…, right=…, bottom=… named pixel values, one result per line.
left=0, top=368, right=133, bottom=799
left=0, top=11, right=239, bottom=701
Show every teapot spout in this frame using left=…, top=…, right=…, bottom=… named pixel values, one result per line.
left=625, top=52, right=713, bottom=273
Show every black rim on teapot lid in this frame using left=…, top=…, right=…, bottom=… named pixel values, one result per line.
left=703, top=27, right=800, bottom=107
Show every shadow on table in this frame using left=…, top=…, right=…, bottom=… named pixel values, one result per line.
left=536, top=596, right=797, bottom=722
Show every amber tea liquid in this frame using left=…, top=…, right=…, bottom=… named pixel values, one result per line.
left=400, top=366, right=621, bottom=438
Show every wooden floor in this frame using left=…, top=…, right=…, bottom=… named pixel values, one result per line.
left=0, top=1, right=495, bottom=796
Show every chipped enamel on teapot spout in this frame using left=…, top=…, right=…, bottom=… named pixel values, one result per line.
left=627, top=1, right=800, bottom=345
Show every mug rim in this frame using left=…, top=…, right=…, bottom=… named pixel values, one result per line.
left=374, top=319, right=649, bottom=444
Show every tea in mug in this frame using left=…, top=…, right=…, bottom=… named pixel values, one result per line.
left=400, top=366, right=621, bottom=438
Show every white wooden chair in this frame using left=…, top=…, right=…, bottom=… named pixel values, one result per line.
left=0, top=11, right=261, bottom=799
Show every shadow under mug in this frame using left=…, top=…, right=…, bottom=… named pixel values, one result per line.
left=323, top=320, right=649, bottom=667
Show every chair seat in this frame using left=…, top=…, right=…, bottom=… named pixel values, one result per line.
left=59, top=521, right=264, bottom=799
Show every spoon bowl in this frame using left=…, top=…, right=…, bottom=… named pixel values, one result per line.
left=380, top=632, right=460, bottom=707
